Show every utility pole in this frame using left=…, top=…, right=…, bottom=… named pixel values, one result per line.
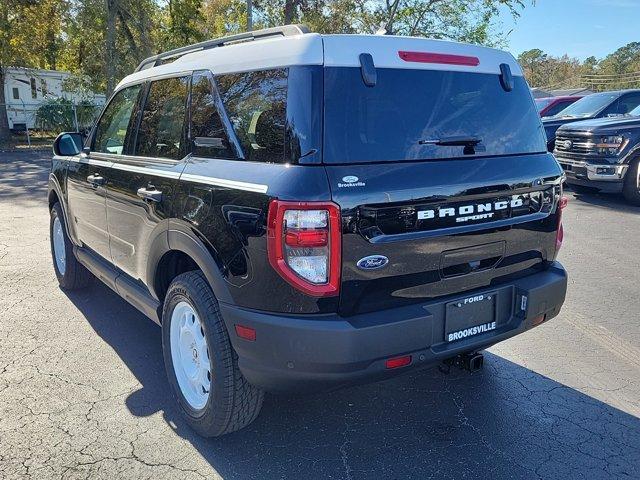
left=246, top=0, right=253, bottom=31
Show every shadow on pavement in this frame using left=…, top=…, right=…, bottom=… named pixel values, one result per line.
left=65, top=281, right=640, bottom=480
left=565, top=185, right=640, bottom=213
left=0, top=151, right=51, bottom=207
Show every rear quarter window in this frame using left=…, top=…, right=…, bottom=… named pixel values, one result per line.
left=190, top=71, right=236, bottom=159
left=216, top=69, right=287, bottom=163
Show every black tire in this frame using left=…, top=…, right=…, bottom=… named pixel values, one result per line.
left=49, top=202, right=92, bottom=290
left=161, top=270, right=264, bottom=437
left=622, top=159, right=640, bottom=206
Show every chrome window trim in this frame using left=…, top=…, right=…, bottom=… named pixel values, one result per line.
left=89, top=151, right=182, bottom=167
left=180, top=171, right=268, bottom=193
left=59, top=153, right=268, bottom=192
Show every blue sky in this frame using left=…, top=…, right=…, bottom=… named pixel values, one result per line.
left=499, top=0, right=640, bottom=60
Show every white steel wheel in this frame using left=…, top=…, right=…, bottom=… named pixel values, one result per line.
left=52, top=216, right=66, bottom=275
left=162, top=271, right=264, bottom=436
left=169, top=301, right=212, bottom=410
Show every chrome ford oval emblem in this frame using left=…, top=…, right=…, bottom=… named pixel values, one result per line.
left=357, top=255, right=389, bottom=270
left=342, top=175, right=359, bottom=183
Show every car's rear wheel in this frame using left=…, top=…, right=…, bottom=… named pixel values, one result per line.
left=162, top=270, right=264, bottom=437
left=49, top=202, right=92, bottom=290
left=622, top=158, right=640, bottom=206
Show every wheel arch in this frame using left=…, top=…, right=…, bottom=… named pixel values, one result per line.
left=48, top=174, right=77, bottom=242
left=147, top=224, right=233, bottom=309
left=48, top=173, right=65, bottom=210
left=622, top=145, right=640, bottom=166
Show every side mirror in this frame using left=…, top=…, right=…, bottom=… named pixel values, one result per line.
left=53, top=132, right=84, bottom=156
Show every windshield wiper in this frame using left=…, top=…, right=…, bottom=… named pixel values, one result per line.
left=418, top=136, right=482, bottom=147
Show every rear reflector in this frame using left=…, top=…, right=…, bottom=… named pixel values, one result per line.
left=556, top=196, right=568, bottom=253
left=398, top=51, right=480, bottom=66
left=530, top=315, right=546, bottom=327
left=559, top=196, right=569, bottom=210
left=235, top=324, right=256, bottom=341
left=385, top=355, right=412, bottom=369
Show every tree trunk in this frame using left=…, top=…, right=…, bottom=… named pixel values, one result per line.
left=284, top=0, right=297, bottom=25
left=140, top=9, right=152, bottom=57
left=246, top=0, right=253, bottom=31
left=384, top=0, right=401, bottom=35
left=0, top=67, right=10, bottom=141
left=105, top=0, right=117, bottom=96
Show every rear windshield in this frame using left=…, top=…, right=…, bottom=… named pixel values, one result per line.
left=323, top=67, right=546, bottom=164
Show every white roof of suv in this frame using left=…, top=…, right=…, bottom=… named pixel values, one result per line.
left=117, top=27, right=523, bottom=90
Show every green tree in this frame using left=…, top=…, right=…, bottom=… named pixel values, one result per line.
left=163, top=0, right=207, bottom=50
left=0, top=0, right=71, bottom=139
left=253, top=0, right=527, bottom=43
left=518, top=44, right=640, bottom=91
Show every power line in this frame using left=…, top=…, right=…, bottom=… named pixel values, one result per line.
left=538, top=70, right=640, bottom=91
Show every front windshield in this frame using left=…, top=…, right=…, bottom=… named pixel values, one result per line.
left=535, top=98, right=554, bottom=111
left=550, top=93, right=617, bottom=119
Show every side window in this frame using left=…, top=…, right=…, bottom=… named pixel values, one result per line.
left=601, top=99, right=620, bottom=116
left=12, top=87, right=19, bottom=100
left=617, top=94, right=640, bottom=114
left=30, top=78, right=37, bottom=99
left=190, top=72, right=236, bottom=159
left=93, top=84, right=142, bottom=155
left=545, top=101, right=571, bottom=117
left=136, top=76, right=189, bottom=160
left=216, top=68, right=287, bottom=163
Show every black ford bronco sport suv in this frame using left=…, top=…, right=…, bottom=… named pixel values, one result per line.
left=48, top=26, right=568, bottom=436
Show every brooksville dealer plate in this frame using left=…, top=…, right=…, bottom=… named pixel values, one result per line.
left=445, top=293, right=497, bottom=343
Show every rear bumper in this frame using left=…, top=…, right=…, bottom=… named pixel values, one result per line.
left=220, top=262, right=567, bottom=393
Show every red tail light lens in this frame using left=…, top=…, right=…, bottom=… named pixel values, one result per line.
left=556, top=196, right=568, bottom=253
left=267, top=200, right=341, bottom=297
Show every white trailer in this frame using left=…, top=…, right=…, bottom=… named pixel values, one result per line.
left=3, top=67, right=105, bottom=130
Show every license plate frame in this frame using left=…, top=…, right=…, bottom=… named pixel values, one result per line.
left=445, top=292, right=497, bottom=343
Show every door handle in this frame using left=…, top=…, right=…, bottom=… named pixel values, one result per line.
left=87, top=174, right=105, bottom=186
left=137, top=186, right=163, bottom=202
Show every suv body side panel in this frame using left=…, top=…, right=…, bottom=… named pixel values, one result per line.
left=65, top=155, right=112, bottom=259
left=177, top=158, right=337, bottom=313
left=105, top=155, right=187, bottom=281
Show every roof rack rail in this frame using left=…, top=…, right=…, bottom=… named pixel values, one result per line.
left=134, top=24, right=310, bottom=72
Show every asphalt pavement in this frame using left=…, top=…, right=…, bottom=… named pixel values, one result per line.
left=0, top=150, right=638, bottom=479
